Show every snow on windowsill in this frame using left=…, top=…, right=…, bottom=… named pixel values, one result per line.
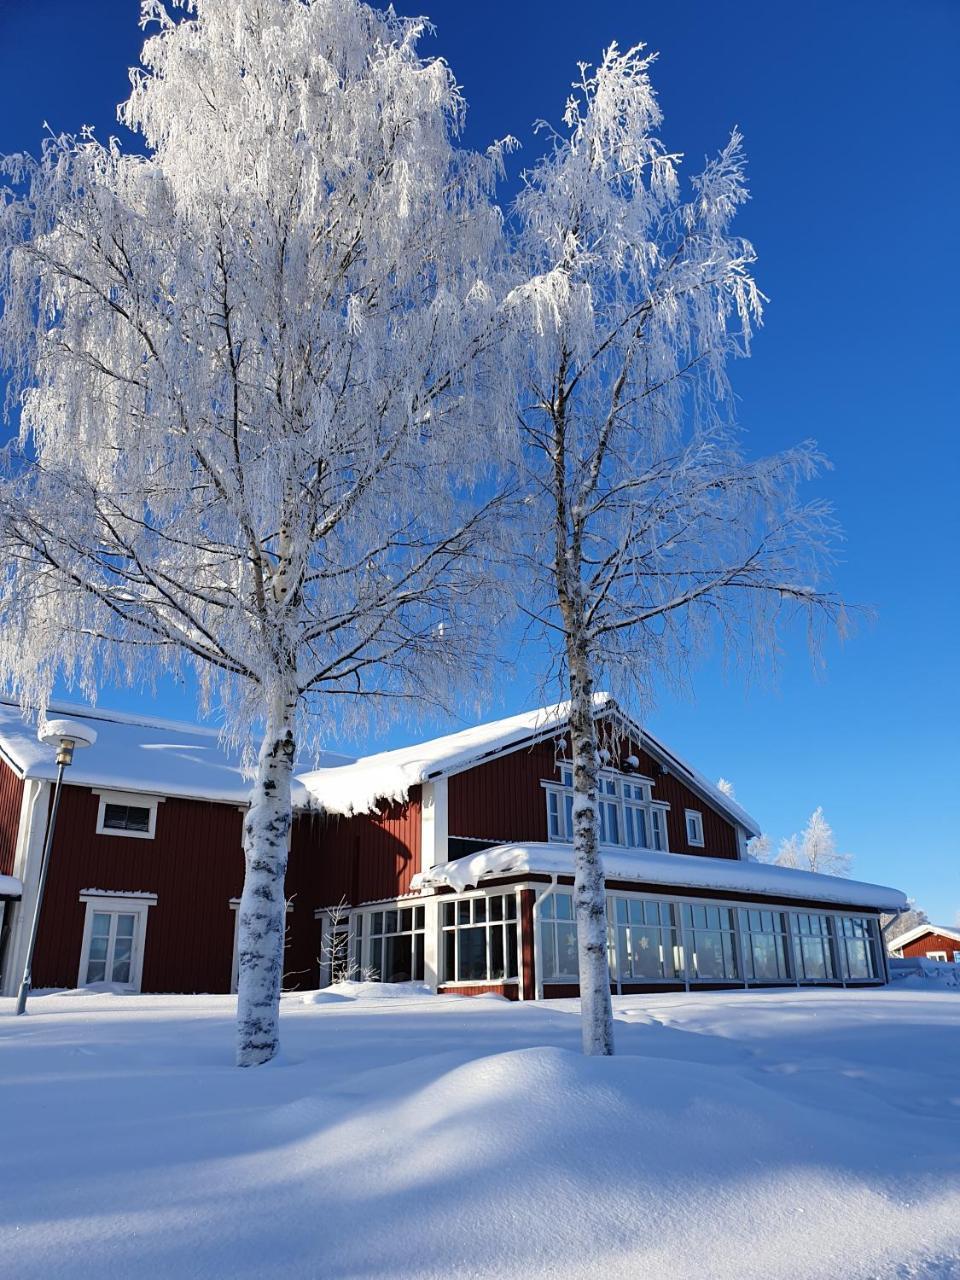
left=0, top=874, right=23, bottom=898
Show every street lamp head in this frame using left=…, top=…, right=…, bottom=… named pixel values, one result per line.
left=38, top=718, right=98, bottom=767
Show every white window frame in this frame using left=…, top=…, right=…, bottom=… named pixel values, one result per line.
left=927, top=950, right=948, bottom=962
left=542, top=767, right=670, bottom=851
left=93, top=789, right=163, bottom=841
left=77, top=891, right=157, bottom=992
left=684, top=809, right=705, bottom=847
left=439, top=889, right=520, bottom=986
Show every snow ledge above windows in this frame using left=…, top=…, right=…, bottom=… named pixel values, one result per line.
left=412, top=843, right=907, bottom=912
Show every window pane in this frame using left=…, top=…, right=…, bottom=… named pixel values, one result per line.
left=413, top=934, right=424, bottom=981
left=88, top=934, right=108, bottom=963
left=399, top=908, right=412, bottom=932
left=371, top=912, right=383, bottom=935
left=458, top=901, right=471, bottom=924
left=443, top=928, right=455, bottom=981
left=506, top=924, right=519, bottom=979
left=442, top=902, right=454, bottom=927
left=414, top=906, right=424, bottom=930
left=505, top=895, right=517, bottom=920
left=564, top=794, right=573, bottom=835
left=86, top=958, right=106, bottom=983
left=371, top=938, right=382, bottom=980
left=115, top=914, right=136, bottom=939
left=557, top=925, right=579, bottom=976
left=383, top=934, right=412, bottom=983
left=384, top=910, right=398, bottom=934
left=474, top=898, right=486, bottom=924
left=458, top=927, right=487, bottom=981
left=541, top=924, right=558, bottom=979
left=632, top=926, right=662, bottom=978
left=556, top=894, right=573, bottom=921
left=92, top=912, right=111, bottom=938
left=490, top=927, right=505, bottom=979
left=489, top=896, right=503, bottom=922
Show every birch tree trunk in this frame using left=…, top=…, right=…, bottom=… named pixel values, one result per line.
left=567, top=642, right=616, bottom=1057
left=236, top=689, right=296, bottom=1068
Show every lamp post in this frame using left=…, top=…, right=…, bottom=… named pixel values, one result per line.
left=15, top=718, right=97, bottom=1015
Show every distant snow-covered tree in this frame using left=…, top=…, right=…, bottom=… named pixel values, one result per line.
left=881, top=904, right=929, bottom=943
left=755, top=808, right=851, bottom=876
left=505, top=44, right=843, bottom=1056
left=0, top=0, right=511, bottom=1065
left=716, top=778, right=736, bottom=799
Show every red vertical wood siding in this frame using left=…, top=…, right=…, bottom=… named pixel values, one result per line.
left=447, top=728, right=739, bottom=858
left=901, top=933, right=960, bottom=961
left=299, top=788, right=422, bottom=908
left=448, top=741, right=556, bottom=842
left=32, top=783, right=246, bottom=993
left=0, top=759, right=24, bottom=878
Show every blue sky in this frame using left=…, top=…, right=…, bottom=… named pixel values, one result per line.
left=0, top=0, right=957, bottom=920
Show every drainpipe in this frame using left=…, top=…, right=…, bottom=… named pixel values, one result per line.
left=531, top=876, right=559, bottom=1002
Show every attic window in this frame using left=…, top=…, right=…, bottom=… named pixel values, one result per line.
left=94, top=791, right=162, bottom=840
left=685, top=809, right=705, bottom=847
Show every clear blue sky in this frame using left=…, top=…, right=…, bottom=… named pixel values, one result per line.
left=0, top=0, right=957, bottom=921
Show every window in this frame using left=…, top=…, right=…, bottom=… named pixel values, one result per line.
left=544, top=768, right=669, bottom=851
left=538, top=892, right=579, bottom=980
left=609, top=897, right=680, bottom=981
left=792, top=913, right=836, bottom=982
left=94, top=790, right=161, bottom=840
left=682, top=903, right=739, bottom=980
left=684, top=809, right=705, bottom=847
left=954, top=952, right=960, bottom=965
left=442, top=894, right=518, bottom=983
left=368, top=905, right=425, bottom=983
left=77, top=892, right=156, bottom=991
left=102, top=803, right=151, bottom=833
left=739, top=909, right=791, bottom=982
left=835, top=916, right=879, bottom=980
left=927, top=950, right=947, bottom=963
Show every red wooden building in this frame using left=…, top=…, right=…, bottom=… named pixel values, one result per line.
left=887, top=924, right=960, bottom=965
left=0, top=695, right=906, bottom=1001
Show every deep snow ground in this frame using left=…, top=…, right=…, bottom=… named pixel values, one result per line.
left=1, top=985, right=958, bottom=1280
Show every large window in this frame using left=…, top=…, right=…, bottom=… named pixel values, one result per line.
left=792, top=913, right=836, bottom=981
left=544, top=768, right=669, bottom=851
left=610, top=897, right=680, bottom=981
left=442, top=894, right=518, bottom=983
left=368, top=905, right=425, bottom=983
left=682, top=903, right=739, bottom=981
left=538, top=892, right=579, bottom=980
left=835, top=916, right=879, bottom=981
left=739, top=909, right=791, bottom=982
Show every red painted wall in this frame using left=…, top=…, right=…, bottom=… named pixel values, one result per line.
left=32, top=784, right=246, bottom=992
left=901, top=933, right=960, bottom=962
left=0, top=758, right=24, bottom=878
left=448, top=728, right=740, bottom=859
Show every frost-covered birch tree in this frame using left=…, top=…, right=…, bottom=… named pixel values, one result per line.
left=0, top=0, right=511, bottom=1065
left=757, top=808, right=852, bottom=876
left=506, top=45, right=843, bottom=1056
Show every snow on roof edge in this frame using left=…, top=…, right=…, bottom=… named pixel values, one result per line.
left=413, top=843, right=907, bottom=913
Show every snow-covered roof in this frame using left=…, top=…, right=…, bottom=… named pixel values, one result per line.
left=413, top=843, right=908, bottom=912
left=0, top=874, right=22, bottom=898
left=298, top=694, right=761, bottom=835
left=0, top=700, right=353, bottom=807
left=297, top=697, right=610, bottom=816
left=886, top=923, right=960, bottom=952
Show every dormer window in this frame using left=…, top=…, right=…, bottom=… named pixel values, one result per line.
left=543, top=767, right=669, bottom=851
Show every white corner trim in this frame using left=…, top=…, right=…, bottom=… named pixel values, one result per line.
left=420, top=777, right=448, bottom=875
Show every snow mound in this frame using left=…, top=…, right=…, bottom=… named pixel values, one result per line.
left=889, top=958, right=960, bottom=990
left=300, top=980, right=434, bottom=1005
